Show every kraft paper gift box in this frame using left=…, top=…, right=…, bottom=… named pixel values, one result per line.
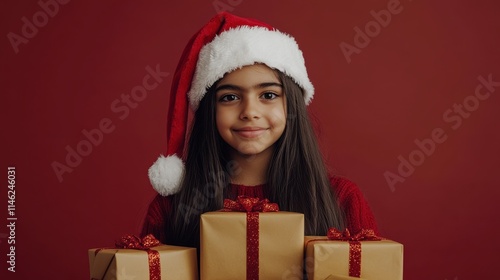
left=200, top=197, right=304, bottom=280
left=324, top=275, right=366, bottom=280
left=88, top=234, right=198, bottom=280
left=305, top=229, right=403, bottom=280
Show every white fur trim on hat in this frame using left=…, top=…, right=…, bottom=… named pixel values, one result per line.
left=148, top=155, right=184, bottom=196
left=188, top=26, right=314, bottom=110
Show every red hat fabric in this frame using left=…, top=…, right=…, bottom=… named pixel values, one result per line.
left=148, top=12, right=315, bottom=196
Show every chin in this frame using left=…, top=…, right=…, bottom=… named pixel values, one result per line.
left=233, top=146, right=265, bottom=157
left=237, top=150, right=262, bottom=157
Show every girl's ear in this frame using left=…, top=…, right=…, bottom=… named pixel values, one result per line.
left=148, top=155, right=185, bottom=196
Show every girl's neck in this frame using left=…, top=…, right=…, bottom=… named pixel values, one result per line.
left=229, top=148, right=272, bottom=186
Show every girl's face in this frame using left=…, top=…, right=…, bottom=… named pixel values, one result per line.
left=215, top=64, right=286, bottom=158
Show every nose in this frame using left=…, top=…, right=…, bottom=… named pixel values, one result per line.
left=239, top=97, right=260, bottom=120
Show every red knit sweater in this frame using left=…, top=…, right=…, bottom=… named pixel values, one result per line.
left=141, top=176, right=378, bottom=243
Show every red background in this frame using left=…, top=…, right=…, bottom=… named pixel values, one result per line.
left=1, top=0, right=499, bottom=279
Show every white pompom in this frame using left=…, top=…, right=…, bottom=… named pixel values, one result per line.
left=148, top=155, right=185, bottom=196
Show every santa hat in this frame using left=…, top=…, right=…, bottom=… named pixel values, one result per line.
left=148, top=12, right=315, bottom=196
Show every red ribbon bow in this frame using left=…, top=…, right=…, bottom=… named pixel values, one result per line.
left=326, top=228, right=381, bottom=278
left=222, top=196, right=279, bottom=280
left=114, top=234, right=162, bottom=280
left=327, top=228, right=381, bottom=242
left=223, top=195, right=279, bottom=212
left=115, top=234, right=161, bottom=250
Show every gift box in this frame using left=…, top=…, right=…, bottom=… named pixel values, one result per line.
left=305, top=229, right=403, bottom=280
left=200, top=196, right=304, bottom=280
left=88, top=234, right=198, bottom=280
left=324, top=275, right=366, bottom=280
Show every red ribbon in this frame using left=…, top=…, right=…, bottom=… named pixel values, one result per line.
left=327, top=228, right=381, bottom=242
left=326, top=228, right=381, bottom=277
left=223, top=196, right=279, bottom=280
left=114, top=234, right=162, bottom=280
left=223, top=196, right=279, bottom=213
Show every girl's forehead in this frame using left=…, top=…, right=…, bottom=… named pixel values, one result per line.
left=218, top=64, right=280, bottom=85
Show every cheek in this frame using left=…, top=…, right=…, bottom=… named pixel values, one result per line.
left=216, top=109, right=231, bottom=132
left=215, top=115, right=223, bottom=134
left=268, top=107, right=287, bottom=127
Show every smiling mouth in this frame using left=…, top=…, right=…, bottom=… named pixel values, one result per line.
left=233, top=128, right=267, bottom=138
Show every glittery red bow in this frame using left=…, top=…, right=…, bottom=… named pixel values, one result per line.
left=115, top=234, right=161, bottom=250
left=114, top=234, right=162, bottom=280
left=327, top=228, right=381, bottom=278
left=327, top=228, right=381, bottom=242
left=223, top=195, right=279, bottom=212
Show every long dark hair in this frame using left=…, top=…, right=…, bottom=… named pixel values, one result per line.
left=167, top=69, right=345, bottom=248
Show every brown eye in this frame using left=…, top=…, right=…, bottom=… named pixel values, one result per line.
left=219, top=94, right=239, bottom=102
left=261, top=92, right=278, bottom=100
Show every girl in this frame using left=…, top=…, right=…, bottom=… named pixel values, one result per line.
left=142, top=12, right=378, bottom=248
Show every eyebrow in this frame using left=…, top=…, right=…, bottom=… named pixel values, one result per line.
left=215, top=82, right=283, bottom=92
